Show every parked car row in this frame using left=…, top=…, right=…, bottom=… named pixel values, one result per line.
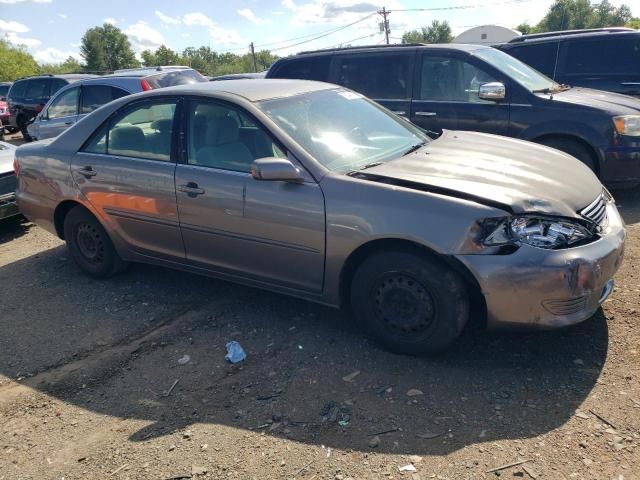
left=4, top=66, right=208, bottom=142
left=266, top=28, right=640, bottom=187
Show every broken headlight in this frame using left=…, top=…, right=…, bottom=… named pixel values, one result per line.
left=483, top=216, right=594, bottom=249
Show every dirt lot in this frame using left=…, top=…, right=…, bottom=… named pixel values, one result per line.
left=1, top=136, right=639, bottom=479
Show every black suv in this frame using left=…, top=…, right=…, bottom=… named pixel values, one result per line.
left=495, top=28, right=640, bottom=97
left=266, top=44, right=640, bottom=186
left=7, top=74, right=96, bottom=140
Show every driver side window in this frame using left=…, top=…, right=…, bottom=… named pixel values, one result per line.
left=419, top=56, right=498, bottom=104
left=186, top=100, right=286, bottom=173
left=46, top=87, right=79, bottom=119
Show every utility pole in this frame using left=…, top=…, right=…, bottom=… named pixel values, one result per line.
left=250, top=42, right=258, bottom=72
left=378, top=7, right=390, bottom=45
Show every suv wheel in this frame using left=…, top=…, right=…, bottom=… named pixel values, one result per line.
left=350, top=250, right=469, bottom=355
left=17, top=117, right=32, bottom=142
left=63, top=206, right=127, bottom=278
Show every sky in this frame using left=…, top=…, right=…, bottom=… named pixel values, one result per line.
left=0, top=0, right=637, bottom=64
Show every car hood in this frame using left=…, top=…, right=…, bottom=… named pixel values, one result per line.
left=545, top=87, right=640, bottom=115
left=360, top=130, right=602, bottom=217
left=0, top=141, right=16, bottom=175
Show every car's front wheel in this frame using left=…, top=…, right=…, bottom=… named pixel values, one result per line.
left=350, top=250, right=469, bottom=355
left=63, top=206, right=127, bottom=278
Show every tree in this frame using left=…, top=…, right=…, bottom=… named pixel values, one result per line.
left=626, top=17, right=640, bottom=28
left=536, top=0, right=633, bottom=32
left=80, top=23, right=139, bottom=73
left=402, top=20, right=453, bottom=44
left=40, top=56, right=83, bottom=74
left=0, top=39, right=39, bottom=81
left=515, top=22, right=534, bottom=34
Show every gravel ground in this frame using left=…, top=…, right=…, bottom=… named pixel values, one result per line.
left=0, top=148, right=639, bottom=479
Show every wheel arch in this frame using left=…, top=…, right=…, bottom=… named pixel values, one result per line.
left=338, top=238, right=485, bottom=322
left=531, top=133, right=601, bottom=176
left=53, top=200, right=86, bottom=239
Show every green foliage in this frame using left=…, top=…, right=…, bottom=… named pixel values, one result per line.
left=0, top=39, right=39, bottom=81
left=625, top=17, right=640, bottom=29
left=39, top=56, right=83, bottom=74
left=140, top=45, right=278, bottom=76
left=521, top=0, right=634, bottom=33
left=515, top=23, right=535, bottom=35
left=402, top=20, right=453, bottom=44
left=80, top=23, right=139, bottom=73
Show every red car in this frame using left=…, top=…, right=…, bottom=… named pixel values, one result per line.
left=0, top=83, right=16, bottom=134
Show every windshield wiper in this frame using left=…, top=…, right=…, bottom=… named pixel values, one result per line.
left=402, top=141, right=427, bottom=156
left=532, top=84, right=571, bottom=94
left=357, top=161, right=385, bottom=171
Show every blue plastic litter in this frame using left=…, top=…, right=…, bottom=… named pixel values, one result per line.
left=225, top=341, right=247, bottom=364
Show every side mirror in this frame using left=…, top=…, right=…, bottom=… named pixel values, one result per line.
left=478, top=82, right=506, bottom=101
left=251, top=157, right=304, bottom=183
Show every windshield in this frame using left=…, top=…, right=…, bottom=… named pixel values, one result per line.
left=257, top=89, right=429, bottom=172
left=475, top=48, right=561, bottom=93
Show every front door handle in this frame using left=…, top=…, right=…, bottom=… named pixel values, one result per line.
left=177, top=182, right=205, bottom=197
left=75, top=166, right=97, bottom=178
left=621, top=82, right=640, bottom=86
left=391, top=110, right=406, bottom=116
left=415, top=111, right=437, bottom=117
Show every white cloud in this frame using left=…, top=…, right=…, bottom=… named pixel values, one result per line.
left=0, top=18, right=41, bottom=47
left=104, top=17, right=117, bottom=25
left=58, top=13, right=67, bottom=20
left=155, top=10, right=180, bottom=25
left=0, top=0, right=51, bottom=3
left=182, top=12, right=216, bottom=28
left=0, top=19, right=29, bottom=33
left=124, top=21, right=166, bottom=51
left=34, top=47, right=81, bottom=64
left=238, top=8, right=270, bottom=25
left=282, top=0, right=296, bottom=10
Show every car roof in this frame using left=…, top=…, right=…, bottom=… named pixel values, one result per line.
left=138, top=78, right=335, bottom=102
left=14, top=73, right=97, bottom=83
left=500, top=27, right=637, bottom=45
left=108, top=66, right=194, bottom=77
left=295, top=43, right=489, bottom=56
left=51, top=76, right=143, bottom=93
left=210, top=72, right=266, bottom=81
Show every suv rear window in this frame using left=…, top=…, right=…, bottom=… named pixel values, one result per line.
left=8, top=81, right=26, bottom=100
left=144, top=70, right=207, bottom=89
left=335, top=54, right=412, bottom=99
left=505, top=42, right=558, bottom=77
left=270, top=56, right=331, bottom=82
left=562, top=36, right=640, bottom=75
left=25, top=78, right=50, bottom=99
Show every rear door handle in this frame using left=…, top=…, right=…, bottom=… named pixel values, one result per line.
left=391, top=110, right=406, bottom=115
left=621, top=82, right=640, bottom=86
left=415, top=111, right=437, bottom=117
left=75, top=166, right=97, bottom=178
left=177, top=182, right=205, bottom=197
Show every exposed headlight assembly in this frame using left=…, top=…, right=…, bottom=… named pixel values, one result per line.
left=483, top=216, right=594, bottom=249
left=613, top=115, right=640, bottom=136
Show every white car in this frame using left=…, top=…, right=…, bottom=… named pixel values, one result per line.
left=0, top=141, right=18, bottom=220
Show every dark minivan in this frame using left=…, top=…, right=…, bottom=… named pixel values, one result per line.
left=495, top=28, right=640, bottom=97
left=7, top=74, right=96, bottom=140
left=267, top=44, right=640, bottom=186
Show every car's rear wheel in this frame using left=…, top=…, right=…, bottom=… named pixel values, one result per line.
left=350, top=250, right=469, bottom=355
left=538, top=137, right=597, bottom=174
left=63, top=206, right=127, bottom=278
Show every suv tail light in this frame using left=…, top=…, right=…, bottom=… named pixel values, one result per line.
left=141, top=79, right=152, bottom=91
left=13, top=157, right=20, bottom=176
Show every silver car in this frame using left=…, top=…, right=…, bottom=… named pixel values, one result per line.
left=15, top=80, right=626, bottom=354
left=0, top=141, right=18, bottom=220
left=28, top=67, right=207, bottom=141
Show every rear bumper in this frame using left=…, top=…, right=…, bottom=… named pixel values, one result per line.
left=458, top=202, right=626, bottom=329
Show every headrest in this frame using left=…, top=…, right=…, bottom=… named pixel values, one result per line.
left=110, top=126, right=144, bottom=151
left=150, top=118, right=173, bottom=133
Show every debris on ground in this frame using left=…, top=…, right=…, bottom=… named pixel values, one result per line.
left=177, top=355, right=191, bottom=365
left=398, top=464, right=417, bottom=472
left=406, top=389, right=423, bottom=396
left=342, top=370, right=361, bottom=382
left=486, top=459, right=532, bottom=473
left=224, top=341, right=246, bottom=363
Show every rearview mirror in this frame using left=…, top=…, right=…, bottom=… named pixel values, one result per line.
left=251, top=157, right=304, bottom=183
left=478, top=82, right=506, bottom=101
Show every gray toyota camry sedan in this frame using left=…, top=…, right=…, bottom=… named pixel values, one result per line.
left=15, top=80, right=626, bottom=354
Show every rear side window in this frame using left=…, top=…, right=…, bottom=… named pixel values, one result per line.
left=335, top=54, right=412, bottom=99
left=505, top=42, right=558, bottom=77
left=0, top=85, right=9, bottom=98
left=25, top=79, right=50, bottom=99
left=82, top=100, right=177, bottom=161
left=562, top=36, right=640, bottom=75
left=8, top=81, right=27, bottom=100
left=144, top=70, right=207, bottom=89
left=270, top=56, right=331, bottom=82
left=81, top=85, right=129, bottom=113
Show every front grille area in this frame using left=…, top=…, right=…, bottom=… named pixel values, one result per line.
left=542, top=296, right=588, bottom=316
left=0, top=172, right=16, bottom=197
left=580, top=191, right=607, bottom=227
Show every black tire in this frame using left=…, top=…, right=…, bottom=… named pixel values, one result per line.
left=17, top=117, right=32, bottom=142
left=350, top=250, right=469, bottom=355
left=6, top=127, right=18, bottom=134
left=63, top=206, right=127, bottom=278
left=538, top=137, right=597, bottom=173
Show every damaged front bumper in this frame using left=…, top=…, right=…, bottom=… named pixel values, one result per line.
left=458, top=202, right=626, bottom=329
